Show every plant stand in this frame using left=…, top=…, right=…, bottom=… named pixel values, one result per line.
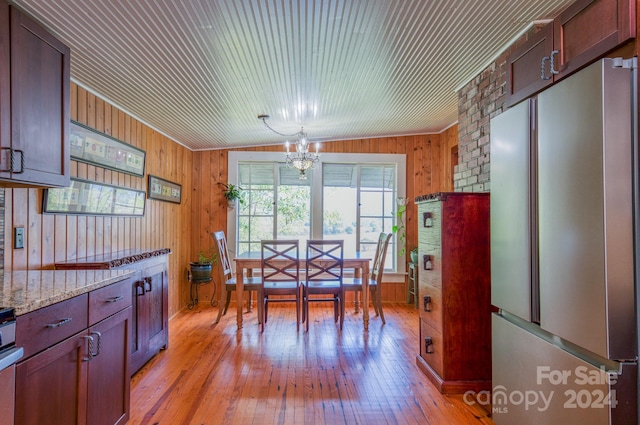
left=187, top=271, right=217, bottom=310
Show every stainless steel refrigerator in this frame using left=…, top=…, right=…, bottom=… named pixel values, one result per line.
left=490, top=58, right=638, bottom=424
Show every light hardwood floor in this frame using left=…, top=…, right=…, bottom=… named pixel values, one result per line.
left=129, top=301, right=494, bottom=425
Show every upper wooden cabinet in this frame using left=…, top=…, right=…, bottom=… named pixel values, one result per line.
left=506, top=0, right=635, bottom=107
left=0, top=0, right=70, bottom=187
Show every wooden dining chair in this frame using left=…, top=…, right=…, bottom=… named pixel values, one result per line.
left=261, top=240, right=301, bottom=331
left=343, top=232, right=392, bottom=324
left=303, top=240, right=344, bottom=331
left=213, top=231, right=262, bottom=324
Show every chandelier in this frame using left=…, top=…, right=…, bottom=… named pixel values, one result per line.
left=258, top=114, right=320, bottom=180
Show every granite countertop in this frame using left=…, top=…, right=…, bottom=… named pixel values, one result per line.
left=0, top=269, right=136, bottom=315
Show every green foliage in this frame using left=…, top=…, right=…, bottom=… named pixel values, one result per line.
left=393, top=201, right=407, bottom=256
left=196, top=247, right=218, bottom=265
left=221, top=183, right=245, bottom=204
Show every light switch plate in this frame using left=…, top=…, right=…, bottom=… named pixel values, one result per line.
left=14, top=227, right=24, bottom=249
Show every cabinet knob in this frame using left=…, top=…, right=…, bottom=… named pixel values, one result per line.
left=423, top=255, right=433, bottom=271
left=424, top=336, right=434, bottom=354
left=549, top=50, right=559, bottom=75
left=423, top=295, right=432, bottom=312
left=423, top=212, right=433, bottom=228
left=45, top=317, right=72, bottom=328
left=541, top=56, right=551, bottom=80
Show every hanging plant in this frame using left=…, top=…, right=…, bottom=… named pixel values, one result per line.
left=221, top=183, right=245, bottom=208
left=393, top=197, right=408, bottom=256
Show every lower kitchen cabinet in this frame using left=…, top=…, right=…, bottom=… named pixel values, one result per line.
left=129, top=256, right=169, bottom=374
left=56, top=248, right=171, bottom=375
left=15, top=278, right=132, bottom=425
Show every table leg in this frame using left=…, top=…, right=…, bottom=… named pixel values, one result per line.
left=353, top=268, right=361, bottom=313
left=362, top=262, right=370, bottom=331
left=236, top=267, right=244, bottom=329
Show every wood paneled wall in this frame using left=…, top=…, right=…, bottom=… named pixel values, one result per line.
left=3, top=83, right=193, bottom=317
left=2, top=81, right=457, bottom=311
left=191, top=132, right=455, bottom=303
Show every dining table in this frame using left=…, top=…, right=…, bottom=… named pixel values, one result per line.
left=233, top=251, right=372, bottom=330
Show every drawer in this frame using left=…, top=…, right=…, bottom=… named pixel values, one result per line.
left=89, top=278, right=133, bottom=325
left=420, top=318, right=444, bottom=378
left=418, top=202, right=442, bottom=246
left=418, top=283, right=442, bottom=332
left=418, top=246, right=441, bottom=289
left=16, top=294, right=88, bottom=359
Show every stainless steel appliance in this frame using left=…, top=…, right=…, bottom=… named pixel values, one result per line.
left=490, top=58, right=638, bottom=424
left=0, top=307, right=24, bottom=425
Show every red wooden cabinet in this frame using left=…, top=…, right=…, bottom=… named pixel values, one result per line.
left=415, top=192, right=491, bottom=394
left=15, top=278, right=132, bottom=425
left=56, top=249, right=170, bottom=375
left=0, top=0, right=70, bottom=187
left=506, top=0, right=635, bottom=107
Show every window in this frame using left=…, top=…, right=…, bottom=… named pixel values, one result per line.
left=227, top=152, right=406, bottom=275
left=236, top=162, right=311, bottom=255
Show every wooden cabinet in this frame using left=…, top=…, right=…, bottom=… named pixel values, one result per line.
left=415, top=192, right=491, bottom=394
left=129, top=256, right=169, bottom=374
left=15, top=278, right=132, bottom=425
left=56, top=248, right=171, bottom=375
left=0, top=0, right=70, bottom=187
left=506, top=0, right=635, bottom=106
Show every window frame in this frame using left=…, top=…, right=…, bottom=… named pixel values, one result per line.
left=227, top=151, right=407, bottom=279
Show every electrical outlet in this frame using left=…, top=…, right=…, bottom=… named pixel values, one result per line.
left=14, top=227, right=24, bottom=249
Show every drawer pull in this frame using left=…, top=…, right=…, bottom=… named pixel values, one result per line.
left=45, top=317, right=72, bottom=328
left=423, top=212, right=433, bottom=228
left=425, top=336, right=434, bottom=354
left=106, top=295, right=124, bottom=303
left=83, top=331, right=102, bottom=362
left=136, top=281, right=145, bottom=296
left=423, top=255, right=433, bottom=271
left=423, top=295, right=432, bottom=312
left=144, top=277, right=152, bottom=293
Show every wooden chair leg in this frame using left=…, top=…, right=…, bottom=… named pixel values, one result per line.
left=247, top=290, right=252, bottom=312
left=374, top=287, right=385, bottom=324
left=340, top=294, right=345, bottom=330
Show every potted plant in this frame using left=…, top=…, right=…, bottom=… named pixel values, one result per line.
left=221, top=183, right=244, bottom=208
left=410, top=247, right=418, bottom=264
left=189, top=247, right=218, bottom=282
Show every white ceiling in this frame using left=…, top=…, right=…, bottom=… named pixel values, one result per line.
left=10, top=0, right=573, bottom=151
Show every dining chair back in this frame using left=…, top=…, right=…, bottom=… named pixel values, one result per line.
left=343, top=232, right=392, bottom=324
left=303, top=240, right=344, bottom=331
left=213, top=231, right=262, bottom=324
left=261, top=240, right=301, bottom=331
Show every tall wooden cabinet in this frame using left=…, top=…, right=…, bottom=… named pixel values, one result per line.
left=506, top=0, right=635, bottom=106
left=415, top=192, right=491, bottom=394
left=0, top=0, right=70, bottom=187
left=56, top=248, right=171, bottom=375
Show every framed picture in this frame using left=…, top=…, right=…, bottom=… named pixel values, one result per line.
left=70, top=120, right=146, bottom=177
left=148, top=175, right=182, bottom=204
left=43, top=178, right=146, bottom=216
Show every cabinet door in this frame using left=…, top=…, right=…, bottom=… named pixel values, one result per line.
left=505, top=24, right=554, bottom=107
left=554, top=0, right=635, bottom=79
left=130, top=272, right=148, bottom=374
left=145, top=262, right=169, bottom=357
left=87, top=307, right=131, bottom=425
left=131, top=260, right=168, bottom=375
left=15, top=332, right=88, bottom=425
left=8, top=6, right=70, bottom=186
